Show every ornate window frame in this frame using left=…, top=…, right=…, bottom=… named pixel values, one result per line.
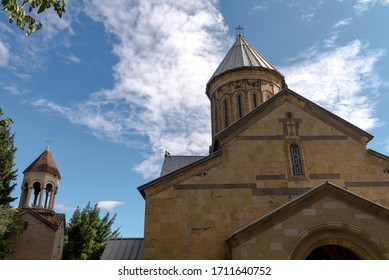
left=285, top=138, right=308, bottom=180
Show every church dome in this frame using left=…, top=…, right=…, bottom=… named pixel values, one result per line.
left=206, top=33, right=286, bottom=136
left=208, top=34, right=282, bottom=84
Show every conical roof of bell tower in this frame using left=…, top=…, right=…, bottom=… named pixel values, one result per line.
left=23, top=148, right=61, bottom=179
left=208, top=34, right=284, bottom=85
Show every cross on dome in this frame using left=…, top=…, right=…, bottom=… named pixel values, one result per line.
left=235, top=25, right=244, bottom=37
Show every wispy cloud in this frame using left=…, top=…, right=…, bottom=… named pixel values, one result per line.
left=32, top=0, right=229, bottom=178
left=55, top=202, right=77, bottom=213
left=3, top=84, right=30, bottom=96
left=281, top=40, right=385, bottom=130
left=33, top=0, right=76, bottom=40
left=97, top=201, right=125, bottom=211
left=250, top=3, right=269, bottom=14
left=280, top=0, right=324, bottom=22
left=66, top=53, right=81, bottom=64
left=0, top=40, right=10, bottom=67
left=353, top=0, right=389, bottom=14
left=383, top=139, right=389, bottom=154
left=333, top=17, right=353, bottom=28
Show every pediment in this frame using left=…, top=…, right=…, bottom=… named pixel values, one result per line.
left=19, top=208, right=65, bottom=231
left=227, top=182, right=389, bottom=250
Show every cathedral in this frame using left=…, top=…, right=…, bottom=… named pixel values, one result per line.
left=9, top=147, right=65, bottom=260
left=103, top=33, right=389, bottom=260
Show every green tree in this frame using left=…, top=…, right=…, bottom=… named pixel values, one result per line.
left=63, top=202, right=120, bottom=260
left=0, top=108, right=17, bottom=206
left=0, top=108, right=12, bottom=127
left=1, top=0, right=66, bottom=36
left=0, top=205, right=20, bottom=259
left=0, top=109, right=20, bottom=259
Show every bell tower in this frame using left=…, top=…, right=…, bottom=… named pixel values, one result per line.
left=206, top=28, right=286, bottom=136
left=10, top=145, right=65, bottom=260
left=18, top=146, right=61, bottom=211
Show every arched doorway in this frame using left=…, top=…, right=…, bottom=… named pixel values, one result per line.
left=306, top=244, right=360, bottom=260
left=287, top=223, right=388, bottom=260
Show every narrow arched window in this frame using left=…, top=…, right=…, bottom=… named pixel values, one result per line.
left=224, top=99, right=229, bottom=128
left=32, top=182, right=41, bottom=207
left=253, top=94, right=257, bottom=108
left=237, top=95, right=243, bottom=118
left=214, top=105, right=219, bottom=132
left=290, top=144, right=303, bottom=176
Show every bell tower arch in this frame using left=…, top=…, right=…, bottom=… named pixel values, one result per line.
left=18, top=146, right=61, bottom=211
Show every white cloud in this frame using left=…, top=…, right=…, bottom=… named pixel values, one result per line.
left=0, top=40, right=10, bottom=67
left=281, top=40, right=384, bottom=130
left=250, top=3, right=268, bottom=14
left=55, top=202, right=77, bottom=213
left=97, top=201, right=125, bottom=211
left=66, top=53, right=81, bottom=63
left=353, top=0, right=389, bottom=14
left=3, top=84, right=30, bottom=96
left=333, top=17, right=353, bottom=28
left=32, top=0, right=229, bottom=178
left=33, top=0, right=76, bottom=40
left=383, top=139, right=389, bottom=154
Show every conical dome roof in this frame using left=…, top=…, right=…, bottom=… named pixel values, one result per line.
left=23, top=148, right=61, bottom=179
left=209, top=34, right=283, bottom=83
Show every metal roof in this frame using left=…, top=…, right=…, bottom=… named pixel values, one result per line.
left=160, top=155, right=205, bottom=176
left=209, top=34, right=280, bottom=82
left=101, top=238, right=144, bottom=260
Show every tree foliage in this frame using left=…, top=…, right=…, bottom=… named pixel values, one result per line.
left=1, top=0, right=66, bottom=36
left=63, top=202, right=120, bottom=260
left=0, top=205, right=21, bottom=259
left=0, top=109, right=20, bottom=259
left=0, top=108, right=17, bottom=206
left=0, top=108, right=12, bottom=127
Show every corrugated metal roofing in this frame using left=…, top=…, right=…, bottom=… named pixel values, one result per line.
left=209, top=34, right=279, bottom=82
left=23, top=148, right=61, bottom=179
left=160, top=155, right=205, bottom=176
left=101, top=238, right=144, bottom=260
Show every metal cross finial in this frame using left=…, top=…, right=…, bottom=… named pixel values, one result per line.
left=236, top=25, right=244, bottom=38
left=46, top=139, right=52, bottom=150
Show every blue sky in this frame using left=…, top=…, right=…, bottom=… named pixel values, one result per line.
left=1, top=0, right=389, bottom=238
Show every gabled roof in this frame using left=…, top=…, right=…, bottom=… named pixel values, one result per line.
left=227, top=181, right=389, bottom=248
left=211, top=87, right=373, bottom=152
left=20, top=208, right=65, bottom=230
left=208, top=34, right=284, bottom=85
left=101, top=238, right=144, bottom=260
left=160, top=155, right=206, bottom=176
left=138, top=151, right=222, bottom=198
left=23, top=148, right=61, bottom=179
